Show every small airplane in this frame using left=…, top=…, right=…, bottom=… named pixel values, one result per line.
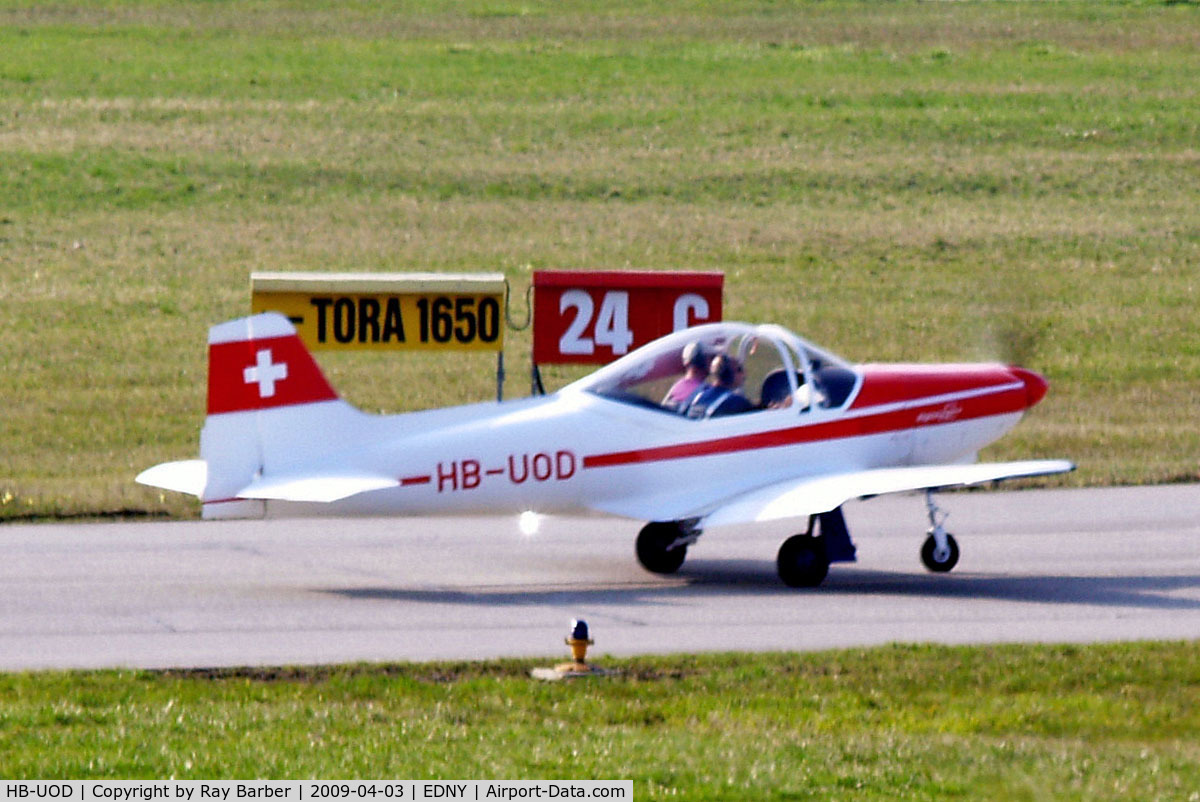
left=138, top=312, right=1073, bottom=587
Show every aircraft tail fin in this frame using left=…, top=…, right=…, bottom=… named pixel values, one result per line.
left=138, top=312, right=373, bottom=519
left=205, top=312, right=339, bottom=416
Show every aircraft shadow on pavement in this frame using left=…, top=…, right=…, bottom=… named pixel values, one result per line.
left=818, top=568, right=1200, bottom=611
left=325, top=559, right=1200, bottom=612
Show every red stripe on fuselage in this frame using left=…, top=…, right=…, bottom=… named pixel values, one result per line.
left=582, top=383, right=1025, bottom=470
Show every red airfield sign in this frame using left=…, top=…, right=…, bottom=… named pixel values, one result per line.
left=532, top=270, right=724, bottom=365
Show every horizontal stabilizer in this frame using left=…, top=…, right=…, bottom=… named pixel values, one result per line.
left=136, top=460, right=207, bottom=497
left=702, top=459, right=1075, bottom=528
left=235, top=473, right=400, bottom=503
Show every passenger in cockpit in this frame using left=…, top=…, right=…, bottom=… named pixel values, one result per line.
left=662, top=342, right=709, bottom=412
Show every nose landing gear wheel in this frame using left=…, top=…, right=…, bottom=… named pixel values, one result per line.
left=636, top=521, right=690, bottom=574
left=920, top=533, right=960, bottom=573
left=777, top=534, right=829, bottom=588
left=921, top=490, right=960, bottom=573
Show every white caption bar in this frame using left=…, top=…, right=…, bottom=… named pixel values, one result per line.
left=0, top=782, right=632, bottom=802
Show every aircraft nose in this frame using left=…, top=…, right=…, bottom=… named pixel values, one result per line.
left=1009, top=367, right=1049, bottom=408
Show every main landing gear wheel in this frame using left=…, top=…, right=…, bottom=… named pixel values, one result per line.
left=636, top=521, right=690, bottom=574
left=776, top=534, right=829, bottom=588
left=920, top=533, right=960, bottom=573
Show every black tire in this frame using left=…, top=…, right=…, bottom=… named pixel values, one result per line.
left=636, top=522, right=688, bottom=574
left=920, top=533, right=960, bottom=573
left=776, top=534, right=829, bottom=588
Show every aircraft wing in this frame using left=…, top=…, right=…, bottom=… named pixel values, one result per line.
left=700, top=459, right=1075, bottom=528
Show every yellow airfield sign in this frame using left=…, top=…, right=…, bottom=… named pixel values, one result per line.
left=250, top=272, right=506, bottom=352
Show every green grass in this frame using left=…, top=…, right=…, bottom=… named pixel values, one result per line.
left=2, top=0, right=1200, bottom=519
left=2, top=643, right=1198, bottom=797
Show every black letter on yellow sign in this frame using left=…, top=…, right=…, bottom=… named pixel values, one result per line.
left=333, top=298, right=355, bottom=343
left=383, top=297, right=405, bottom=342
left=359, top=297, right=380, bottom=343
left=311, top=297, right=333, bottom=343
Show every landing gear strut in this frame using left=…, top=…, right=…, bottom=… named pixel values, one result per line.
left=636, top=519, right=701, bottom=574
left=920, top=490, right=960, bottom=572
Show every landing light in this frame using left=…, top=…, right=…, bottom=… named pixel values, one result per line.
left=518, top=510, right=542, bottom=536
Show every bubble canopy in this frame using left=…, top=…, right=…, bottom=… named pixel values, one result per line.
left=563, top=322, right=858, bottom=417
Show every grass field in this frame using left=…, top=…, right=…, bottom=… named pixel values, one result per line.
left=1, top=643, right=1198, bottom=798
left=2, top=5, right=1200, bottom=795
left=2, top=0, right=1198, bottom=519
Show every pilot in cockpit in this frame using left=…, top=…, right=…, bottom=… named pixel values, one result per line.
left=684, top=354, right=753, bottom=418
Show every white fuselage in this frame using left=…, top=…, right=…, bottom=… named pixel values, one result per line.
left=204, top=385, right=1023, bottom=521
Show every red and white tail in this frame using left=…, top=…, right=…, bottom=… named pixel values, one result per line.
left=138, top=313, right=370, bottom=519
left=201, top=313, right=374, bottom=517
left=206, top=313, right=338, bottom=415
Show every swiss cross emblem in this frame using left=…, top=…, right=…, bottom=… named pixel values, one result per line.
left=243, top=348, right=289, bottom=398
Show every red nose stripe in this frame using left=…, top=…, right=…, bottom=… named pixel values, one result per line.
left=207, top=334, right=337, bottom=414
left=851, top=365, right=1023, bottom=410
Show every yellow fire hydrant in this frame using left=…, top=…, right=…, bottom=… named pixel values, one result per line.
left=559, top=618, right=595, bottom=673
left=532, top=618, right=607, bottom=680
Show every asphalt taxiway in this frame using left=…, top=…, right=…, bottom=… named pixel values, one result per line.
left=2, top=484, right=1198, bottom=670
